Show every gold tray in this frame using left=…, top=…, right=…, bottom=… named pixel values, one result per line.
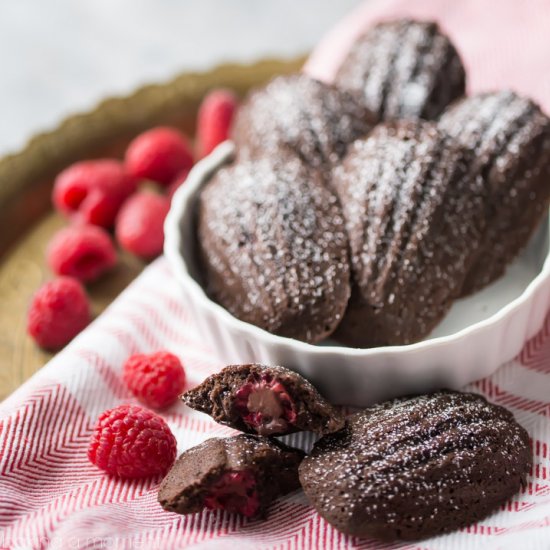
left=0, top=57, right=304, bottom=400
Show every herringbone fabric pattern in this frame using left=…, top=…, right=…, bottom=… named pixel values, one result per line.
left=3, top=0, right=550, bottom=546
left=0, top=259, right=549, bottom=549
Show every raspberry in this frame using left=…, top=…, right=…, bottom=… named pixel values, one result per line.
left=125, top=127, right=194, bottom=185
left=47, top=225, right=117, bottom=283
left=53, top=160, right=136, bottom=228
left=166, top=167, right=191, bottom=202
left=122, top=351, right=186, bottom=409
left=27, top=277, right=91, bottom=350
left=88, top=404, right=177, bottom=478
left=196, top=89, right=238, bottom=158
left=203, top=470, right=260, bottom=517
left=233, top=372, right=297, bottom=436
left=115, top=191, right=170, bottom=259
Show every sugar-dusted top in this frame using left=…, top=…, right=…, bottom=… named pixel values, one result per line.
left=439, top=90, right=550, bottom=194
left=335, top=18, right=465, bottom=121
left=439, top=90, right=550, bottom=293
left=332, top=121, right=487, bottom=345
left=198, top=153, right=351, bottom=343
left=299, top=390, right=532, bottom=538
left=232, top=73, right=375, bottom=171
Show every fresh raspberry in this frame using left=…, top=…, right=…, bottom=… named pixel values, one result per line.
left=203, top=470, right=260, bottom=517
left=115, top=191, right=170, bottom=260
left=166, top=167, right=191, bottom=201
left=88, top=404, right=177, bottom=478
left=196, top=89, right=238, bottom=158
left=47, top=225, right=117, bottom=283
left=233, top=372, right=297, bottom=436
left=123, top=351, right=186, bottom=409
left=125, top=127, right=194, bottom=185
left=27, top=277, right=91, bottom=350
left=53, top=160, right=136, bottom=228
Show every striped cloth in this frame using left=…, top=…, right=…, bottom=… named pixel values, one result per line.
left=2, top=0, right=550, bottom=547
left=1, top=259, right=549, bottom=549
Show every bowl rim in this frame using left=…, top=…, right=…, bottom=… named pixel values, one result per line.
left=164, top=140, right=550, bottom=358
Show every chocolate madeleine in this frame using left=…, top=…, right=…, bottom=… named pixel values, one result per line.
left=299, top=391, right=532, bottom=540
left=159, top=434, right=304, bottom=518
left=183, top=364, right=344, bottom=436
left=197, top=154, right=351, bottom=343
left=335, top=19, right=466, bottom=122
left=332, top=121, right=487, bottom=346
left=231, top=73, right=376, bottom=172
left=439, top=91, right=550, bottom=294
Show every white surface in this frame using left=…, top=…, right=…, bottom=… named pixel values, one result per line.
left=164, top=141, right=550, bottom=406
left=0, top=0, right=362, bottom=156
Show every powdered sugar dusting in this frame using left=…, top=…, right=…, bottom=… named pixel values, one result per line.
left=299, top=391, right=532, bottom=539
left=335, top=19, right=465, bottom=121
left=439, top=90, right=550, bottom=191
left=198, top=155, right=351, bottom=343
left=231, top=74, right=375, bottom=170
left=439, top=90, right=550, bottom=292
left=333, top=121, right=487, bottom=346
left=440, top=91, right=547, bottom=174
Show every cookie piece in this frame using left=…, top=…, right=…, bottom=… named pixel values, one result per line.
left=231, top=73, right=376, bottom=172
left=183, top=364, right=344, bottom=436
left=332, top=121, right=487, bottom=347
left=439, top=91, right=550, bottom=294
left=158, top=434, right=304, bottom=518
left=299, top=391, right=532, bottom=540
left=197, top=154, right=351, bottom=343
left=335, top=19, right=466, bottom=122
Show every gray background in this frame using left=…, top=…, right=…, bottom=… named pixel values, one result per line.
left=0, top=0, right=362, bottom=155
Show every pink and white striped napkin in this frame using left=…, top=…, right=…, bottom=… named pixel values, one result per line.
left=2, top=0, right=550, bottom=548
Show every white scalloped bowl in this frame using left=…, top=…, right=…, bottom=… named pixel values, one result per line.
left=164, top=141, right=550, bottom=406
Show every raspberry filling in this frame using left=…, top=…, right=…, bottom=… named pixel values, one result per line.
left=233, top=373, right=297, bottom=435
left=203, top=470, right=260, bottom=517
